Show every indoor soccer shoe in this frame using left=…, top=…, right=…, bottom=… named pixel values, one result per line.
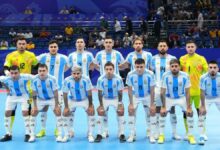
left=0, top=134, right=12, bottom=142
left=198, top=136, right=205, bottom=145
left=36, top=129, right=46, bottom=138
left=158, top=134, right=165, bottom=144
left=188, top=135, right=196, bottom=145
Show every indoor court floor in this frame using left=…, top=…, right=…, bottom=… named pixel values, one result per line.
left=0, top=90, right=219, bottom=150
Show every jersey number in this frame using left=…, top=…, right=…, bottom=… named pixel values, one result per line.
left=20, top=63, right=25, bottom=69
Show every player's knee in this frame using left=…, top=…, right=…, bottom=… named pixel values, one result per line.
left=22, top=111, right=29, bottom=116
left=156, top=106, right=161, bottom=113
left=128, top=109, right=134, bottom=116
left=5, top=111, right=12, bottom=117
left=97, top=110, right=105, bottom=116
left=117, top=108, right=124, bottom=116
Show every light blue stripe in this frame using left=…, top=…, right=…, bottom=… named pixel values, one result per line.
left=147, top=76, right=150, bottom=94
left=108, top=79, right=114, bottom=98
left=49, top=56, right=56, bottom=75
left=77, top=53, right=82, bottom=66
left=138, top=75, right=144, bottom=97
left=40, top=55, right=47, bottom=64
left=160, top=58, right=166, bottom=79
left=24, top=80, right=29, bottom=95
left=166, top=77, right=170, bottom=97
left=75, top=81, right=81, bottom=101
left=58, top=57, right=66, bottom=90
left=14, top=80, right=22, bottom=96
left=212, top=79, right=217, bottom=96
left=173, top=77, right=179, bottom=98
left=41, top=80, right=50, bottom=100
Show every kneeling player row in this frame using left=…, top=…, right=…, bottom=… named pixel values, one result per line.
left=0, top=59, right=219, bottom=145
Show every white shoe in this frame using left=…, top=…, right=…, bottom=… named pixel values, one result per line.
left=184, top=134, right=188, bottom=141
left=203, top=134, right=208, bottom=141
left=154, top=132, right=159, bottom=140
left=56, top=136, right=63, bottom=142
left=101, top=131, right=109, bottom=139
left=127, top=134, right=136, bottom=143
left=198, top=136, right=205, bottom=145
left=28, top=136, right=35, bottom=143
left=62, top=136, right=69, bottom=143
left=88, top=135, right=95, bottom=143
left=149, top=136, right=156, bottom=143
left=69, top=130, right=74, bottom=138
left=172, top=133, right=181, bottom=140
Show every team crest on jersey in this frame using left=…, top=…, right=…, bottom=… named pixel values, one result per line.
left=134, top=80, right=137, bottom=83
left=104, top=84, right=108, bottom=87
left=80, top=85, right=84, bottom=89
left=47, top=84, right=50, bottom=88
left=20, top=84, right=24, bottom=88
left=133, top=57, right=137, bottom=62
left=113, top=84, right=116, bottom=88
left=73, top=59, right=76, bottom=62
left=38, top=84, right=41, bottom=88
left=207, top=83, right=211, bottom=86
left=144, top=80, right=147, bottom=84
left=169, top=82, right=172, bottom=85
left=56, top=61, right=59, bottom=64
left=83, top=58, right=86, bottom=62
left=217, top=82, right=220, bottom=87
left=179, top=82, right=182, bottom=86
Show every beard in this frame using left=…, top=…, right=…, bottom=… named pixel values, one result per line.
left=211, top=72, right=216, bottom=77
left=159, top=50, right=167, bottom=55
left=172, top=71, right=178, bottom=75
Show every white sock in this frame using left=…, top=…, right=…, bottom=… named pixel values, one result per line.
left=187, top=116, right=194, bottom=136
left=118, top=116, right=125, bottom=135
left=23, top=116, right=30, bottom=135
left=63, top=116, right=70, bottom=137
left=159, top=116, right=166, bottom=135
left=4, top=116, right=11, bottom=135
left=30, top=116, right=36, bottom=136
left=56, top=116, right=62, bottom=136
left=103, top=114, right=108, bottom=133
left=97, top=116, right=104, bottom=135
left=170, top=113, right=177, bottom=134
left=128, top=116, right=135, bottom=136
left=144, top=107, right=151, bottom=129
left=88, top=116, right=95, bottom=136
left=69, top=112, right=74, bottom=132
left=40, top=112, right=47, bottom=129
left=150, top=115, right=157, bottom=137
left=198, top=115, right=206, bottom=136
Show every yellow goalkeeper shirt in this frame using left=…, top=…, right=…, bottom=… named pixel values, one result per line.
left=4, top=50, right=38, bottom=73
left=180, top=53, right=208, bottom=96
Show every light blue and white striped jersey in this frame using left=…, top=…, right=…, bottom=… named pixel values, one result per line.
left=37, top=53, right=68, bottom=90
left=0, top=74, right=33, bottom=97
left=62, top=75, right=93, bottom=101
left=97, top=74, right=124, bottom=99
left=126, top=69, right=155, bottom=98
left=126, top=50, right=152, bottom=70
left=151, top=54, right=176, bottom=86
left=200, top=72, right=220, bottom=98
left=95, top=49, right=124, bottom=75
left=32, top=74, right=58, bottom=100
left=68, top=51, right=94, bottom=76
left=161, top=71, right=191, bottom=99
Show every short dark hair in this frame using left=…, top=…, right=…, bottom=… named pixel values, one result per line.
left=158, top=39, right=168, bottom=46
left=208, top=60, right=218, bottom=65
left=9, top=65, right=20, bottom=71
left=38, top=63, right=48, bottom=70
left=104, top=61, right=114, bottom=69
left=48, top=39, right=58, bottom=46
left=170, top=59, right=180, bottom=65
left=16, top=36, right=27, bottom=43
left=104, top=36, right=113, bottom=41
left=76, top=37, right=84, bottom=41
left=135, top=58, right=145, bottom=65
left=186, top=40, right=196, bottom=46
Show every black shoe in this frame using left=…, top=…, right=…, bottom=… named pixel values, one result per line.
left=119, top=134, right=126, bottom=143
left=94, top=134, right=102, bottom=143
left=24, top=134, right=30, bottom=142
left=0, top=134, right=12, bottom=142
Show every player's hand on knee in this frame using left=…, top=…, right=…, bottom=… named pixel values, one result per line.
left=199, top=106, right=206, bottom=116
left=97, top=105, right=105, bottom=116
left=128, top=103, right=134, bottom=115
left=186, top=107, right=193, bottom=117
left=63, top=107, right=70, bottom=116
left=87, top=104, right=95, bottom=116
left=150, top=104, right=156, bottom=116
left=160, top=107, right=167, bottom=117
left=117, top=103, right=124, bottom=116
left=54, top=105, right=61, bottom=116
left=31, top=106, right=38, bottom=116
